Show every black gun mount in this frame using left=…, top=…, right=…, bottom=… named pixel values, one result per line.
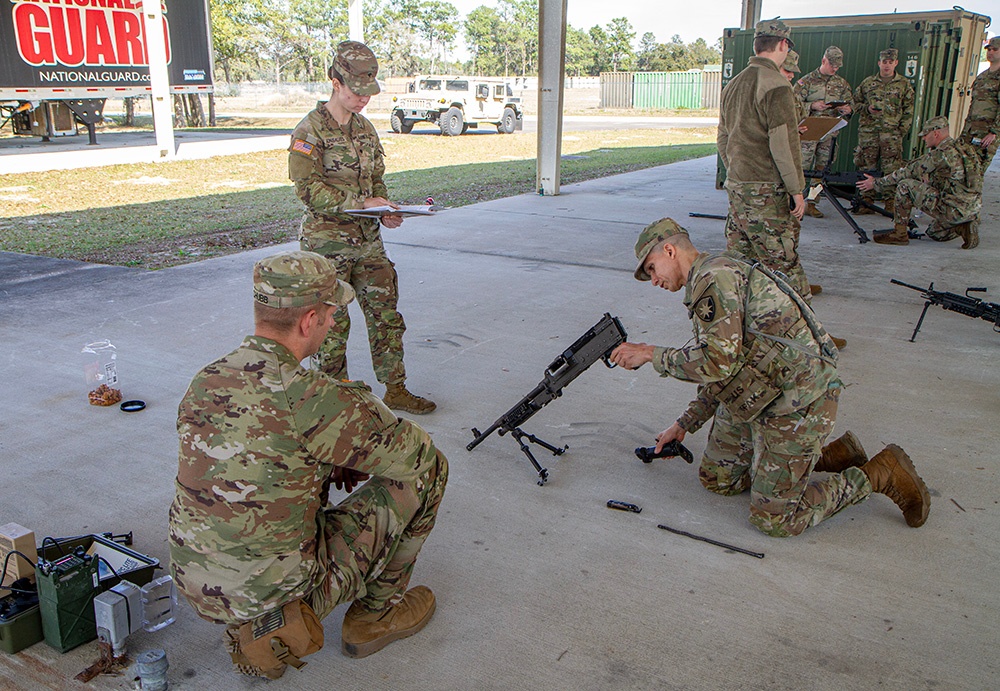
left=891, top=279, right=1000, bottom=341
left=804, top=169, right=921, bottom=244
left=467, top=313, right=628, bottom=485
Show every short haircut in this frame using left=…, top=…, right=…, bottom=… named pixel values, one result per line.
left=754, top=36, right=784, bottom=54
left=328, top=65, right=345, bottom=84
left=254, top=301, right=323, bottom=332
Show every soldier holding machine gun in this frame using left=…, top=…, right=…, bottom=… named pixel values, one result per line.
left=610, top=218, right=930, bottom=537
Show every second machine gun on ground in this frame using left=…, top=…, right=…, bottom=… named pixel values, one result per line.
left=466, top=313, right=627, bottom=485
left=891, top=279, right=1000, bottom=341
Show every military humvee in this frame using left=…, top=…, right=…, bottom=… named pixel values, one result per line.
left=390, top=76, right=523, bottom=136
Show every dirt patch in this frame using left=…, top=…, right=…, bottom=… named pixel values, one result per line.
left=76, top=218, right=299, bottom=270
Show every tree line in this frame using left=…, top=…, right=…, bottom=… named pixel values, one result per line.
left=208, top=0, right=721, bottom=82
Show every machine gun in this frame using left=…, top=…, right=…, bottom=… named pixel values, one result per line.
left=804, top=169, right=922, bottom=244
left=891, top=279, right=1000, bottom=341
left=467, top=313, right=628, bottom=485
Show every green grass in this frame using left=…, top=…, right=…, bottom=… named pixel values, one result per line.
left=0, top=128, right=717, bottom=268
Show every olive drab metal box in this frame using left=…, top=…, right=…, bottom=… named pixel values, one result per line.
left=717, top=8, right=991, bottom=187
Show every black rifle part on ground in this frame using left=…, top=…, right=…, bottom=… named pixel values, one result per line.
left=890, top=279, right=1000, bottom=342
left=467, top=313, right=628, bottom=485
left=607, top=500, right=642, bottom=513
left=657, top=524, right=765, bottom=559
left=635, top=441, right=695, bottom=464
left=688, top=212, right=728, bottom=220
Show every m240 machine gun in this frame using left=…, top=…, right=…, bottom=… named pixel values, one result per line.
left=891, top=279, right=1000, bottom=341
left=466, top=313, right=627, bottom=485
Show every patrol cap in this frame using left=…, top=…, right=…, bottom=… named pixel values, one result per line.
left=754, top=18, right=794, bottom=49
left=253, top=251, right=355, bottom=309
left=917, top=116, right=950, bottom=137
left=879, top=48, right=898, bottom=61
left=634, top=218, right=689, bottom=281
left=333, top=40, right=380, bottom=96
left=824, top=46, right=843, bottom=68
left=987, top=36, right=1000, bottom=50
left=782, top=50, right=801, bottom=74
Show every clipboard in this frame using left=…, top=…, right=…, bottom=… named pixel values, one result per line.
left=799, top=116, right=847, bottom=142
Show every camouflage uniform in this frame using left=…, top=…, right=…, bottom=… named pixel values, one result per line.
left=168, top=251, right=447, bottom=627
left=959, top=65, right=1000, bottom=169
left=651, top=251, right=871, bottom=537
left=874, top=135, right=982, bottom=241
left=289, top=104, right=407, bottom=385
left=854, top=68, right=914, bottom=201
left=718, top=24, right=810, bottom=302
left=169, top=337, right=448, bottom=625
left=794, top=64, right=852, bottom=180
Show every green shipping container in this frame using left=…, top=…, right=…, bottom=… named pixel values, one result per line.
left=716, top=8, right=991, bottom=187
left=634, top=71, right=703, bottom=109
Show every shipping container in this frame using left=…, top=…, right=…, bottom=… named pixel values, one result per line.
left=717, top=8, right=991, bottom=186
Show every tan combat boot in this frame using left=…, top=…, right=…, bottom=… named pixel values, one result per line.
left=853, top=200, right=876, bottom=215
left=341, top=586, right=436, bottom=659
left=814, top=431, right=867, bottom=473
left=859, top=445, right=930, bottom=527
left=809, top=284, right=823, bottom=296
left=883, top=197, right=895, bottom=214
left=383, top=383, right=437, bottom=414
left=805, top=201, right=824, bottom=218
left=873, top=222, right=909, bottom=246
left=957, top=220, right=979, bottom=250
left=224, top=626, right=287, bottom=680
left=830, top=335, right=847, bottom=349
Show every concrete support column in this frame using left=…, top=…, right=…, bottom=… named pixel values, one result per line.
left=741, top=0, right=762, bottom=30
left=142, top=0, right=174, bottom=159
left=349, top=0, right=364, bottom=42
left=536, top=0, right=567, bottom=196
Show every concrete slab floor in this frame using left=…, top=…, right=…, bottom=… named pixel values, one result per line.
left=1, top=155, right=998, bottom=690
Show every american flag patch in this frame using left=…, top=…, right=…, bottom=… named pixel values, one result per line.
left=292, top=139, right=314, bottom=155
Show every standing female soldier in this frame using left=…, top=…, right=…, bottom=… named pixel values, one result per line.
left=288, top=40, right=435, bottom=414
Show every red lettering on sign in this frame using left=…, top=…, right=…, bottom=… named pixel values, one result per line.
left=51, top=8, right=85, bottom=66
left=12, top=0, right=170, bottom=67
left=14, top=3, right=54, bottom=64
left=112, top=11, right=142, bottom=64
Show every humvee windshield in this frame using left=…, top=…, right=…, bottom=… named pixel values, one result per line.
left=419, top=80, right=442, bottom=90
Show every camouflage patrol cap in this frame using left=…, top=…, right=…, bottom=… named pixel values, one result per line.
left=333, top=41, right=380, bottom=96
left=782, top=50, right=801, bottom=74
left=253, top=251, right=355, bottom=309
left=879, top=48, right=898, bottom=61
left=754, top=18, right=794, bottom=49
left=634, top=218, right=689, bottom=281
left=917, top=116, right=950, bottom=137
left=824, top=46, right=843, bottom=68
left=987, top=37, right=1000, bottom=50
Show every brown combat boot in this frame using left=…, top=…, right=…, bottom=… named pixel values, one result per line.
left=814, top=431, right=867, bottom=473
left=224, top=626, right=287, bottom=680
left=805, top=201, right=824, bottom=218
left=873, top=222, right=909, bottom=246
left=830, top=335, right=847, bottom=349
left=883, top=197, right=895, bottom=214
left=957, top=220, right=979, bottom=250
left=809, top=284, right=823, bottom=296
left=383, top=383, right=436, bottom=414
left=860, top=445, right=930, bottom=527
left=341, top=586, right=436, bottom=659
left=853, top=201, right=876, bottom=215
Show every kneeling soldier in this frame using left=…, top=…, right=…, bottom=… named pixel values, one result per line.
left=611, top=219, right=930, bottom=537
left=168, top=250, right=447, bottom=678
